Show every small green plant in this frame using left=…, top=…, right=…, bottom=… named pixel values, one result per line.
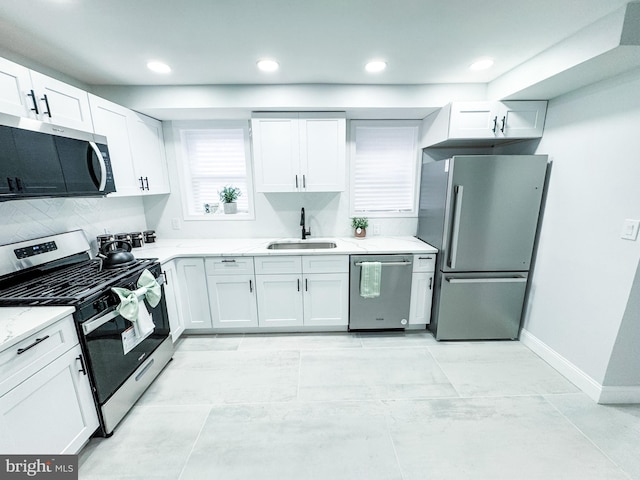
left=218, top=186, right=242, bottom=203
left=351, top=217, right=368, bottom=229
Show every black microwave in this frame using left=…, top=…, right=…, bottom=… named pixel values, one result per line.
left=0, top=113, right=116, bottom=200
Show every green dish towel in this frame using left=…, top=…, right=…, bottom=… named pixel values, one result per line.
left=111, top=269, right=162, bottom=322
left=360, top=262, right=382, bottom=298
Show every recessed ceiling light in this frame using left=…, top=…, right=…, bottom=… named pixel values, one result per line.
left=147, top=61, right=171, bottom=74
left=257, top=59, right=279, bottom=72
left=469, top=58, right=494, bottom=71
left=365, top=60, right=387, bottom=73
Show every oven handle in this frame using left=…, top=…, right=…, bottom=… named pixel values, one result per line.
left=82, top=274, right=165, bottom=336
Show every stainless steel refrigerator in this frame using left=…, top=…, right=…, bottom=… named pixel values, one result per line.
left=417, top=155, right=547, bottom=340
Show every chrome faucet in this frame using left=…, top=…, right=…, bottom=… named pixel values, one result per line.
left=300, top=207, right=311, bottom=240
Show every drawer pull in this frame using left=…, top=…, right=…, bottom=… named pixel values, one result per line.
left=221, top=259, right=236, bottom=263
left=16, top=335, right=50, bottom=355
left=418, top=256, right=434, bottom=260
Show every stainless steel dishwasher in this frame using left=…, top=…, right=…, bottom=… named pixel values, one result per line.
left=349, top=254, right=413, bottom=330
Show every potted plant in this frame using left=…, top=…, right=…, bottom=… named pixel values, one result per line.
left=218, top=186, right=242, bottom=214
left=351, top=217, right=368, bottom=238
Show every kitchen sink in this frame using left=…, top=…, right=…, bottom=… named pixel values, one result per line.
left=267, top=241, right=337, bottom=250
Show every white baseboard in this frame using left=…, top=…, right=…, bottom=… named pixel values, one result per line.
left=520, top=329, right=640, bottom=404
left=599, top=386, right=640, bottom=404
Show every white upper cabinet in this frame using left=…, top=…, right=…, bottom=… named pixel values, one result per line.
left=421, top=101, right=547, bottom=147
left=129, top=112, right=170, bottom=195
left=252, top=112, right=346, bottom=192
left=89, top=95, right=170, bottom=197
left=0, top=57, right=93, bottom=132
left=0, top=57, right=34, bottom=118
left=89, top=95, right=139, bottom=196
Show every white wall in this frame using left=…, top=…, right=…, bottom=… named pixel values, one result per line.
left=0, top=196, right=148, bottom=255
left=142, top=121, right=418, bottom=240
left=523, top=68, right=640, bottom=386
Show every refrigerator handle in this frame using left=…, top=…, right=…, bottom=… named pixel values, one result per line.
left=448, top=185, right=464, bottom=268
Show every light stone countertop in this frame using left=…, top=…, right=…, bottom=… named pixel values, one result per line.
left=129, top=236, right=437, bottom=264
left=0, top=306, right=75, bottom=352
left=0, top=236, right=436, bottom=350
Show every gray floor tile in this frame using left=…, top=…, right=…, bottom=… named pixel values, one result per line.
left=175, top=334, right=243, bottom=351
left=238, top=332, right=363, bottom=350
left=138, top=350, right=299, bottom=405
left=180, top=401, right=403, bottom=480
left=384, top=396, right=629, bottom=480
left=545, top=393, right=640, bottom=480
left=298, top=347, right=458, bottom=401
left=428, top=341, right=580, bottom=397
left=78, top=405, right=210, bottom=479
left=357, top=330, right=438, bottom=348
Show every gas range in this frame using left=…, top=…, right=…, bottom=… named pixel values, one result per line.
left=0, top=230, right=173, bottom=436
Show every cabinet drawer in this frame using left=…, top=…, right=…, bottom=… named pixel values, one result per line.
left=302, top=255, right=349, bottom=274
left=0, top=315, right=78, bottom=395
left=205, top=257, right=254, bottom=275
left=413, top=254, right=436, bottom=272
left=254, top=256, right=302, bottom=274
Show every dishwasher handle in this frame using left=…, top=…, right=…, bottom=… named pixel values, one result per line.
left=354, top=261, right=412, bottom=267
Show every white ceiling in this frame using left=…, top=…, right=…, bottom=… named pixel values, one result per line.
left=0, top=0, right=631, bottom=87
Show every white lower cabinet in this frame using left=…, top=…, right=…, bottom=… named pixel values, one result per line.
left=409, top=272, right=434, bottom=325
left=175, top=258, right=212, bottom=330
left=162, top=260, right=185, bottom=342
left=208, top=275, right=259, bottom=328
left=409, top=254, right=436, bottom=326
left=0, top=323, right=99, bottom=454
left=255, top=274, right=304, bottom=327
left=254, top=255, right=349, bottom=328
left=303, top=273, right=349, bottom=327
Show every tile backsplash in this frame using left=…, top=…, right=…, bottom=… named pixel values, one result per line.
left=0, top=196, right=147, bottom=254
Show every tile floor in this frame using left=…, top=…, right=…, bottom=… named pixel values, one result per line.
left=78, top=332, right=640, bottom=479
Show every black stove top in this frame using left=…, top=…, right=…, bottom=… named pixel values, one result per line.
left=0, top=257, right=157, bottom=306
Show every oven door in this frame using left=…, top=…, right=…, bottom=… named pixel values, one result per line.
left=80, top=286, right=170, bottom=405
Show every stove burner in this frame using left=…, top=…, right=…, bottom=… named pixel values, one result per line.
left=0, top=258, right=157, bottom=306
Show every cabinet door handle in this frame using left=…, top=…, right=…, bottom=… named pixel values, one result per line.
left=297, top=279, right=300, bottom=292
left=7, top=177, right=15, bottom=192
left=492, top=116, right=498, bottom=133
left=144, top=177, right=149, bottom=190
left=41, top=93, right=52, bottom=117
left=429, top=277, right=433, bottom=290
left=17, top=335, right=50, bottom=355
left=302, top=175, right=306, bottom=188
left=139, top=177, right=145, bottom=190
left=161, top=271, right=169, bottom=286
left=15, top=177, right=23, bottom=191
left=305, top=278, right=308, bottom=292
left=249, top=279, right=253, bottom=293
left=77, top=354, right=88, bottom=375
left=295, top=175, right=299, bottom=189
left=27, top=89, right=39, bottom=114
left=500, top=116, right=506, bottom=133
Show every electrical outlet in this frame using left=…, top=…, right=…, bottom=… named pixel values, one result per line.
left=621, top=219, right=639, bottom=241
left=171, top=218, right=181, bottom=230
left=373, top=223, right=381, bottom=235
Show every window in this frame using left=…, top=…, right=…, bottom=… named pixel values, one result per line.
left=175, top=121, right=253, bottom=219
left=350, top=120, right=421, bottom=216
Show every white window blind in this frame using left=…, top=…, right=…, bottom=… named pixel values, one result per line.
left=180, top=125, right=251, bottom=216
left=351, top=121, right=420, bottom=215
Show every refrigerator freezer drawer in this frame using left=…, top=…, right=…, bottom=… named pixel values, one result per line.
left=434, top=272, right=528, bottom=340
